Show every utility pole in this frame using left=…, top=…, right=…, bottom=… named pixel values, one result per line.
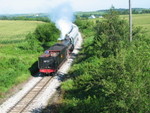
left=129, top=0, right=132, bottom=42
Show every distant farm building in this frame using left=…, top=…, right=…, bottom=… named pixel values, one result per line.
left=89, top=15, right=96, bottom=19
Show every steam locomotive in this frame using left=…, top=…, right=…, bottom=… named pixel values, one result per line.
left=38, top=24, right=79, bottom=75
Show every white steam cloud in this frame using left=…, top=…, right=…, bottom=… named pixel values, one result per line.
left=49, top=1, right=74, bottom=40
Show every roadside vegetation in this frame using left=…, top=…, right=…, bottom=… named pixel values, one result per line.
left=0, top=20, right=60, bottom=98
left=59, top=9, right=150, bottom=113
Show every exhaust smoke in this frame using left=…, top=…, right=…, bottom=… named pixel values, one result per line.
left=49, top=1, right=74, bottom=40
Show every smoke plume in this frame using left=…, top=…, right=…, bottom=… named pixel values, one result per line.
left=49, top=1, right=74, bottom=40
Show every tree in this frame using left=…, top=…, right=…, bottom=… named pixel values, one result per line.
left=34, top=23, right=60, bottom=48
left=92, top=8, right=129, bottom=57
left=22, top=22, right=60, bottom=51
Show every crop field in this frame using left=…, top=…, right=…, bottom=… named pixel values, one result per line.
left=121, top=14, right=150, bottom=37
left=0, top=20, right=44, bottom=98
left=89, top=14, right=150, bottom=37
left=0, top=20, right=44, bottom=43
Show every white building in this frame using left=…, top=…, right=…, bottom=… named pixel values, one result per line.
left=89, top=15, right=96, bottom=19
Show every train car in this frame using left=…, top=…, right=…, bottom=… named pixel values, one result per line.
left=38, top=24, right=79, bottom=75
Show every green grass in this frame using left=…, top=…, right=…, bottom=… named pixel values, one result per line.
left=89, top=14, right=150, bottom=37
left=0, top=20, right=45, bottom=98
left=0, top=20, right=44, bottom=41
left=121, top=14, right=150, bottom=37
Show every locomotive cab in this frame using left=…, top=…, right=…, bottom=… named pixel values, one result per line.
left=38, top=51, right=58, bottom=74
left=38, top=43, right=68, bottom=74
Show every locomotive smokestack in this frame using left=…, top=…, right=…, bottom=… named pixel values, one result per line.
left=49, top=1, right=74, bottom=40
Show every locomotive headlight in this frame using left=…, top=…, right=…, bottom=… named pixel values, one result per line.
left=61, top=55, right=63, bottom=58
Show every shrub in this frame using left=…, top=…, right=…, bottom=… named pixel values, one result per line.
left=20, top=22, right=60, bottom=51
left=59, top=8, right=150, bottom=113
left=34, top=23, right=60, bottom=49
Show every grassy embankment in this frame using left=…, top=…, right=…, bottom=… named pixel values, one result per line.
left=57, top=13, right=150, bottom=112
left=0, top=20, right=44, bottom=98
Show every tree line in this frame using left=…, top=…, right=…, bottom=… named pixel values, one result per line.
left=77, top=8, right=150, bottom=19
left=0, top=16, right=50, bottom=22
left=119, top=9, right=150, bottom=15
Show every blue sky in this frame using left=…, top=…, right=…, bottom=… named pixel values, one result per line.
left=0, top=0, right=149, bottom=14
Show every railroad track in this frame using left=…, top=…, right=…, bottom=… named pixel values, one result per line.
left=8, top=76, right=53, bottom=113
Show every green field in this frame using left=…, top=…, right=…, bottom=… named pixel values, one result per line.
left=0, top=20, right=44, bottom=42
left=89, top=14, right=150, bottom=37
left=121, top=14, right=150, bottom=37
left=0, top=20, right=44, bottom=97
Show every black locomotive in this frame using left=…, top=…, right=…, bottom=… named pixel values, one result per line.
left=38, top=24, right=79, bottom=74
